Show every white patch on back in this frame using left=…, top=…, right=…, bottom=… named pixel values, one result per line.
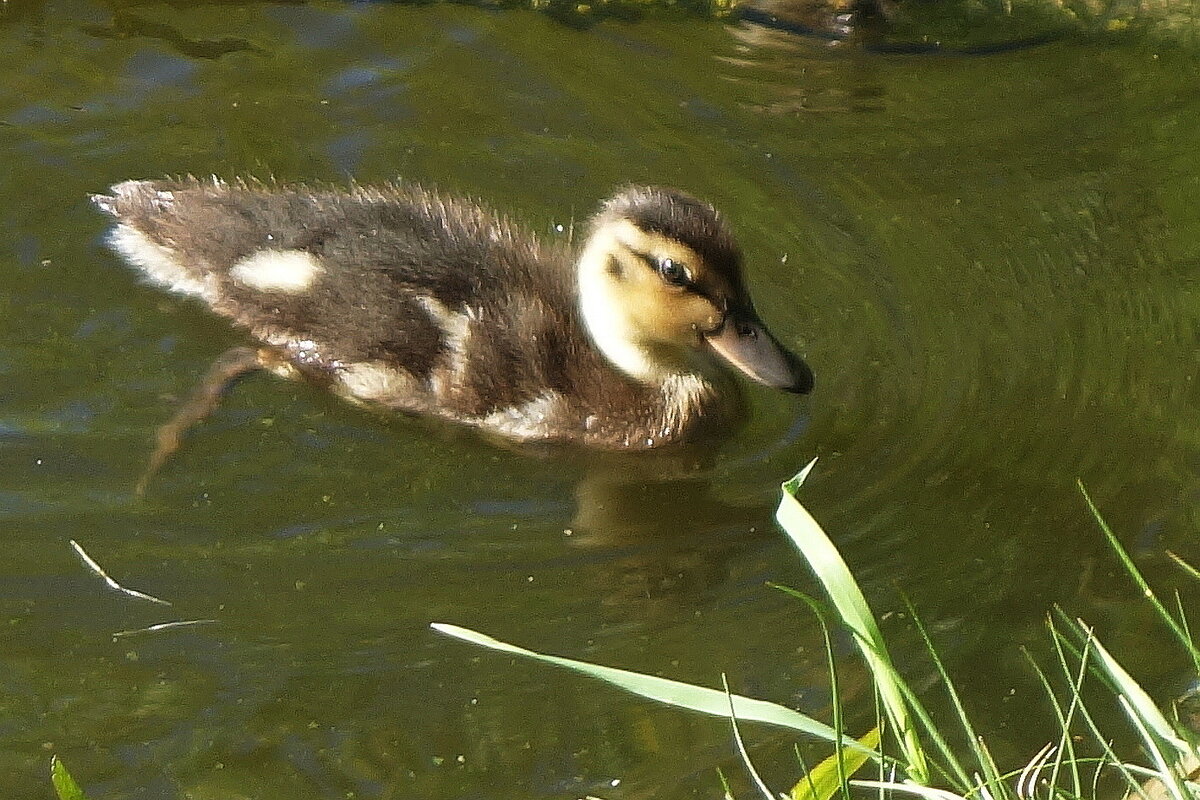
left=229, top=250, right=324, bottom=294
left=415, top=295, right=471, bottom=351
left=107, top=224, right=217, bottom=303
left=479, top=391, right=564, bottom=440
left=335, top=361, right=427, bottom=409
left=414, top=295, right=473, bottom=392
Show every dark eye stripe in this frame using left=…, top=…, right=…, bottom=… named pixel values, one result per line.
left=630, top=248, right=692, bottom=287
left=631, top=249, right=659, bottom=270
left=622, top=244, right=728, bottom=313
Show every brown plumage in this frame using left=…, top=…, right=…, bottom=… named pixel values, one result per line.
left=92, top=178, right=812, bottom=451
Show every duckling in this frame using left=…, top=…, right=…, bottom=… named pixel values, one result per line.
left=92, top=178, right=812, bottom=458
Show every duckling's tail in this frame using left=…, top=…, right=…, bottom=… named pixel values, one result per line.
left=91, top=179, right=220, bottom=303
left=91, top=179, right=198, bottom=223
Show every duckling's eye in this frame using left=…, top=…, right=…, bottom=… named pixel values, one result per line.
left=657, top=257, right=689, bottom=287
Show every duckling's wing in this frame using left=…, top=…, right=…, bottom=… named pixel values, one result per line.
left=93, top=178, right=575, bottom=413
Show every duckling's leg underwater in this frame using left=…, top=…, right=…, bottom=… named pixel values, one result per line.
left=135, top=346, right=268, bottom=497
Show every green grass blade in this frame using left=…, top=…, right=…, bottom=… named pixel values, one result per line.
left=50, top=757, right=88, bottom=800
left=1021, top=644, right=1081, bottom=798
left=904, top=598, right=1003, bottom=793
left=1079, top=618, right=1189, bottom=755
left=845, top=638, right=971, bottom=789
left=1086, top=625, right=1197, bottom=799
left=1059, top=614, right=1198, bottom=798
left=776, top=468, right=928, bottom=783
left=1119, top=696, right=1192, bottom=800
left=431, top=623, right=877, bottom=755
left=791, top=727, right=881, bottom=800
left=1078, top=481, right=1200, bottom=673
left=1046, top=615, right=1144, bottom=798
left=769, top=583, right=852, bottom=797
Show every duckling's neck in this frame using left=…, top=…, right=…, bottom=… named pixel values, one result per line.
left=582, top=312, right=668, bottom=383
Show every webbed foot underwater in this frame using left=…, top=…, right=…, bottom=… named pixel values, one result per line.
left=92, top=178, right=813, bottom=461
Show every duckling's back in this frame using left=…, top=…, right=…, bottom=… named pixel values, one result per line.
left=94, top=178, right=700, bottom=446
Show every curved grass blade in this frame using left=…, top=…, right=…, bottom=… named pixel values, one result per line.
left=776, top=461, right=928, bottom=782
left=1119, top=696, right=1192, bottom=800
left=1078, top=482, right=1199, bottom=673
left=1080, top=620, right=1189, bottom=755
left=723, top=673, right=776, bottom=800
left=432, top=623, right=876, bottom=755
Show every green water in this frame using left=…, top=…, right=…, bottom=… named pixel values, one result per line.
left=2, top=3, right=1200, bottom=797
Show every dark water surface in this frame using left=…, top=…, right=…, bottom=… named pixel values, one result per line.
left=3, top=3, right=1200, bottom=797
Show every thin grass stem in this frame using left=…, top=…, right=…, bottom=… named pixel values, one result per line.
left=111, top=619, right=218, bottom=637
left=842, top=632, right=972, bottom=789
left=723, top=673, right=776, bottom=800
left=1089, top=759, right=1105, bottom=800
left=1020, top=642, right=1082, bottom=798
left=770, top=583, right=853, bottom=798
left=971, top=740, right=1005, bottom=800
left=1077, top=481, right=1200, bottom=675
left=1166, top=551, right=1200, bottom=583
left=1046, top=617, right=1145, bottom=798
left=69, top=539, right=172, bottom=606
left=717, top=766, right=736, bottom=800
left=793, top=743, right=817, bottom=800
left=905, top=597, right=1004, bottom=793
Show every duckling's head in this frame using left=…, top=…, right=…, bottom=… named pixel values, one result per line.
left=577, top=186, right=813, bottom=394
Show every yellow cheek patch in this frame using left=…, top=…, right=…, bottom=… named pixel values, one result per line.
left=622, top=282, right=721, bottom=345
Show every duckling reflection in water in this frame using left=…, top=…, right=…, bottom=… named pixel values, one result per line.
left=91, top=179, right=812, bottom=491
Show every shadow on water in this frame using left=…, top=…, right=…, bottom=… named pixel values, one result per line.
left=82, top=11, right=270, bottom=58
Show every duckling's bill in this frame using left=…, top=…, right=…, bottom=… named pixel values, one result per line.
left=703, top=309, right=814, bottom=394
